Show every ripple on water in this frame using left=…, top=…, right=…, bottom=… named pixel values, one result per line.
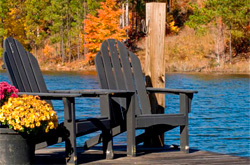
left=0, top=71, right=249, bottom=157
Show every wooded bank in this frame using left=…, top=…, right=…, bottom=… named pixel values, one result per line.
left=0, top=0, right=249, bottom=73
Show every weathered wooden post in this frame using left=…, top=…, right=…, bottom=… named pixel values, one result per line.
left=145, top=2, right=166, bottom=146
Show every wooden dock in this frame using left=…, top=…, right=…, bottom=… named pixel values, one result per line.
left=34, top=145, right=249, bottom=164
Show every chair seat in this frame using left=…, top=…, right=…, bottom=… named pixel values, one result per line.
left=136, top=114, right=186, bottom=128
left=76, top=117, right=110, bottom=136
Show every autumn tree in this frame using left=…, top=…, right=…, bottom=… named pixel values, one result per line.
left=87, top=0, right=104, bottom=16
left=186, top=0, right=250, bottom=64
left=0, top=0, right=8, bottom=57
left=2, top=1, right=26, bottom=48
left=83, top=0, right=128, bottom=61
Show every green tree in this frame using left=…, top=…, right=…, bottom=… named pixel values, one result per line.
left=24, top=0, right=50, bottom=58
left=69, top=0, right=85, bottom=61
left=44, top=0, right=68, bottom=64
left=87, top=0, right=104, bottom=15
left=186, top=0, right=250, bottom=64
left=0, top=0, right=8, bottom=57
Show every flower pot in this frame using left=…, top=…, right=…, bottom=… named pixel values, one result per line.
left=0, top=128, right=35, bottom=165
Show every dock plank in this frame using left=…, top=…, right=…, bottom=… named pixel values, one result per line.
left=34, top=146, right=250, bottom=165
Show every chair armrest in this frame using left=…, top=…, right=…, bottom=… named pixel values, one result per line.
left=48, top=89, right=134, bottom=97
left=18, top=92, right=82, bottom=100
left=20, top=90, right=135, bottom=122
left=146, top=88, right=197, bottom=113
left=146, top=87, right=198, bottom=95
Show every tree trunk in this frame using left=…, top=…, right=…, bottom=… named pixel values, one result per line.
left=60, top=27, right=65, bottom=65
left=83, top=0, right=87, bottom=60
left=229, top=28, right=232, bottom=64
left=68, top=39, right=71, bottom=63
left=77, top=9, right=80, bottom=60
left=216, top=17, right=225, bottom=66
left=215, top=27, right=220, bottom=65
left=126, top=1, right=129, bottom=37
left=55, top=44, right=58, bottom=58
left=67, top=0, right=71, bottom=63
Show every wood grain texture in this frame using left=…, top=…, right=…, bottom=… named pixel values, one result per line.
left=145, top=3, right=166, bottom=114
left=34, top=146, right=250, bottom=165
left=145, top=2, right=166, bottom=146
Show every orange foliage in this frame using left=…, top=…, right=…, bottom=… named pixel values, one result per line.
left=83, top=0, right=128, bottom=59
left=41, top=43, right=58, bottom=64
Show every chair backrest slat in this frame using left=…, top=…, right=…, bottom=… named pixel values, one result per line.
left=100, top=40, right=117, bottom=89
left=3, top=37, right=52, bottom=105
left=20, top=52, right=39, bottom=92
left=3, top=51, right=19, bottom=89
left=26, top=51, right=48, bottom=93
left=108, top=39, right=126, bottom=90
left=95, top=52, right=109, bottom=89
left=107, top=39, right=128, bottom=110
left=117, top=41, right=135, bottom=91
left=96, top=39, right=152, bottom=115
left=129, top=52, right=151, bottom=114
left=3, top=38, right=26, bottom=91
left=116, top=41, right=141, bottom=115
left=98, top=40, right=125, bottom=124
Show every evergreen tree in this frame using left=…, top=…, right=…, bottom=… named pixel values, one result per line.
left=44, top=0, right=68, bottom=64
left=24, top=0, right=50, bottom=57
left=186, top=0, right=250, bottom=63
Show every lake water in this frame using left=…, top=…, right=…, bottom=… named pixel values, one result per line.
left=0, top=71, right=249, bottom=157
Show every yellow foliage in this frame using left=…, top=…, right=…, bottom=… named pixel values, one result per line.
left=0, top=95, right=58, bottom=134
left=169, top=21, right=180, bottom=34
left=42, top=44, right=55, bottom=59
left=40, top=43, right=61, bottom=64
left=3, top=8, right=26, bottom=46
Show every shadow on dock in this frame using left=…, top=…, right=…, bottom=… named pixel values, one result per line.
left=34, top=145, right=249, bottom=165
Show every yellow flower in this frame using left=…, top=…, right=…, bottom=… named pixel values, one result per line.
left=30, top=124, right=35, bottom=129
left=45, top=127, right=49, bottom=133
left=35, top=122, right=41, bottom=127
left=0, top=95, right=58, bottom=134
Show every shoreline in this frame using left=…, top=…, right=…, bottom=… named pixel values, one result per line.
left=1, top=68, right=249, bottom=75
left=0, top=60, right=249, bottom=75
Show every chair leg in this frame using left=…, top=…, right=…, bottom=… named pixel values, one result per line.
left=63, top=97, right=77, bottom=165
left=65, top=138, right=77, bottom=165
left=127, top=94, right=136, bottom=157
left=180, top=93, right=191, bottom=153
left=180, top=124, right=189, bottom=153
left=102, top=130, right=114, bottom=159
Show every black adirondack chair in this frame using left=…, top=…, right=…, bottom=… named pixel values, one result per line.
left=2, top=37, right=135, bottom=164
left=94, top=39, right=198, bottom=156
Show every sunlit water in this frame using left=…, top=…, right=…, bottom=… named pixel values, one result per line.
left=1, top=71, right=249, bottom=157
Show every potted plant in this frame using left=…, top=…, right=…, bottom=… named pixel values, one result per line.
left=0, top=82, right=58, bottom=164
